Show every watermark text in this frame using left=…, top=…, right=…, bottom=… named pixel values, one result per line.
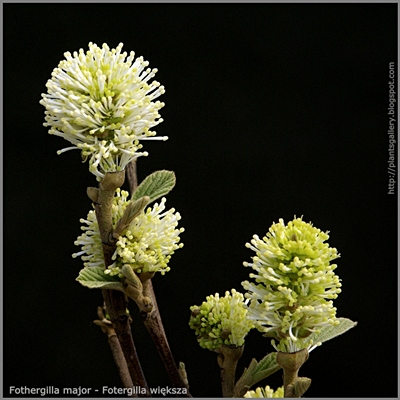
left=388, top=62, right=396, bottom=194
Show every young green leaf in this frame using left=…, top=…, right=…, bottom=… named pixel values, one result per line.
left=309, top=317, right=357, bottom=345
left=128, top=196, right=150, bottom=220
left=253, top=352, right=279, bottom=374
left=76, top=267, right=124, bottom=292
left=112, top=196, right=150, bottom=239
left=233, top=352, right=281, bottom=397
left=250, top=352, right=281, bottom=386
left=131, top=170, right=176, bottom=203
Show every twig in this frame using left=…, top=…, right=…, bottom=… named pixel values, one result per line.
left=94, top=306, right=136, bottom=396
left=141, top=279, right=191, bottom=396
left=126, top=159, right=138, bottom=192
left=108, top=335, right=136, bottom=396
left=217, top=345, right=244, bottom=397
left=93, top=171, right=150, bottom=397
left=126, top=161, right=192, bottom=397
left=276, top=349, right=310, bottom=398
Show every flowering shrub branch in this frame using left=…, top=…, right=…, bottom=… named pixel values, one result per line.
left=42, top=42, right=357, bottom=398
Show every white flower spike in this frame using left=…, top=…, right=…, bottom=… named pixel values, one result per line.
left=73, top=189, right=184, bottom=276
left=242, top=217, right=342, bottom=353
left=40, top=42, right=167, bottom=180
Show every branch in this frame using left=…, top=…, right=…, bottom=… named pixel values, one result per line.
left=126, top=159, right=138, bottom=194
left=276, top=349, right=311, bottom=398
left=217, top=345, right=244, bottom=397
left=93, top=170, right=150, bottom=396
left=126, top=161, right=192, bottom=397
left=94, top=306, right=136, bottom=396
left=141, top=278, right=191, bottom=396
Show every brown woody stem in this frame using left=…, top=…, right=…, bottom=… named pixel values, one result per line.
left=126, top=158, right=138, bottom=193
left=108, top=335, right=136, bottom=396
left=93, top=170, right=150, bottom=397
left=94, top=307, right=135, bottom=395
left=126, top=161, right=191, bottom=397
left=141, top=279, right=191, bottom=396
left=217, top=345, right=244, bottom=397
left=276, top=349, right=309, bottom=398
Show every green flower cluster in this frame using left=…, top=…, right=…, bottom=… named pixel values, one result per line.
left=242, top=217, right=341, bottom=353
left=244, top=385, right=284, bottom=398
left=73, top=189, right=183, bottom=276
left=189, top=289, right=254, bottom=351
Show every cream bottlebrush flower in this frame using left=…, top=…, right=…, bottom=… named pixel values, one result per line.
left=40, top=42, right=167, bottom=180
left=242, top=217, right=341, bottom=353
left=244, top=386, right=284, bottom=398
left=189, top=289, right=254, bottom=351
left=73, top=189, right=184, bottom=276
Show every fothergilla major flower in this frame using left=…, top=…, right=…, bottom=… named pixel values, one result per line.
left=73, top=189, right=184, bottom=276
left=189, top=289, right=254, bottom=351
left=40, top=42, right=167, bottom=180
left=242, top=217, right=341, bottom=353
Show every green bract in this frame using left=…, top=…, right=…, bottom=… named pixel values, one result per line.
left=40, top=42, right=167, bottom=180
left=189, top=289, right=254, bottom=351
left=242, top=217, right=341, bottom=353
left=73, top=189, right=184, bottom=276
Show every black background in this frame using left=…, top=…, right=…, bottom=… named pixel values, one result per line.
left=3, top=2, right=398, bottom=398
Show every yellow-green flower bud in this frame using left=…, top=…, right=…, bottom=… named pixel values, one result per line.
left=189, top=289, right=254, bottom=351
